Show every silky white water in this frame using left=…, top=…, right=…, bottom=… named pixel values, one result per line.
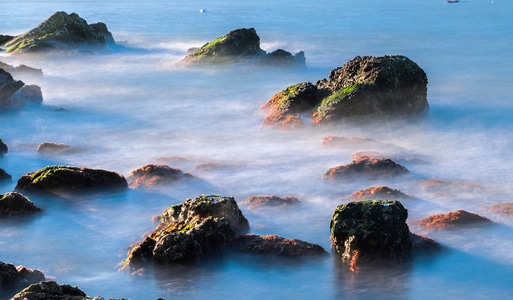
left=1, top=0, right=513, bottom=299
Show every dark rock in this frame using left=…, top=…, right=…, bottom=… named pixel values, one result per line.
left=0, top=168, right=12, bottom=182
left=0, top=61, right=43, bottom=76
left=10, top=84, right=43, bottom=106
left=0, top=69, right=25, bottom=108
left=261, top=55, right=428, bottom=127
left=0, top=192, right=42, bottom=216
left=3, top=11, right=115, bottom=54
left=244, top=195, right=300, bottom=208
left=127, top=164, right=193, bottom=188
left=330, top=200, right=413, bottom=272
left=15, top=165, right=128, bottom=195
left=36, top=142, right=82, bottom=154
left=347, top=186, right=411, bottom=201
left=0, top=261, right=45, bottom=292
left=410, top=233, right=442, bottom=255
left=256, top=49, right=305, bottom=67
left=229, top=234, right=327, bottom=256
left=413, top=210, right=492, bottom=231
left=261, top=81, right=318, bottom=129
left=125, top=195, right=250, bottom=266
left=0, top=35, right=14, bottom=45
left=0, top=139, right=7, bottom=155
left=323, top=156, right=409, bottom=180
left=11, top=280, right=86, bottom=300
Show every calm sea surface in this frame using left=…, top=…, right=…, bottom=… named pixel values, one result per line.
left=1, top=0, right=513, bottom=299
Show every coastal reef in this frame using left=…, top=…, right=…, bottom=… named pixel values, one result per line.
left=1, top=11, right=115, bottom=54
left=261, top=55, right=428, bottom=128
left=179, top=28, right=305, bottom=67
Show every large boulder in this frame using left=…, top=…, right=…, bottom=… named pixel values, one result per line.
left=323, top=156, right=409, bottom=180
left=125, top=195, right=250, bottom=266
left=127, top=164, right=193, bottom=188
left=330, top=200, right=440, bottom=272
left=261, top=55, right=428, bottom=127
left=0, top=192, right=42, bottom=216
left=15, top=165, right=128, bottom=195
left=180, top=28, right=305, bottom=67
left=11, top=280, right=87, bottom=300
left=2, top=11, right=115, bottom=54
left=0, top=261, right=45, bottom=292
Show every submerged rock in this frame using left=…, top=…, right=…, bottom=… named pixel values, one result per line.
left=0, top=168, right=11, bottom=182
left=261, top=55, right=428, bottom=127
left=180, top=28, right=305, bottom=67
left=15, top=165, right=128, bottom=195
left=244, top=195, right=301, bottom=208
left=37, top=142, right=83, bottom=154
left=127, top=164, right=193, bottom=188
left=0, top=61, right=43, bottom=76
left=418, top=178, right=485, bottom=198
left=0, top=69, right=24, bottom=108
left=0, top=139, right=7, bottom=155
left=323, top=156, right=409, bottom=180
left=347, top=186, right=411, bottom=201
left=230, top=234, right=327, bottom=256
left=0, top=261, right=45, bottom=292
left=413, top=210, right=492, bottom=230
left=126, top=195, right=250, bottom=266
left=11, top=85, right=43, bottom=106
left=11, top=280, right=86, bottom=300
left=0, top=192, right=42, bottom=216
left=2, top=11, right=115, bottom=54
left=488, top=202, right=513, bottom=218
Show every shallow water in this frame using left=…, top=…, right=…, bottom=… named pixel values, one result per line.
left=2, top=0, right=513, bottom=299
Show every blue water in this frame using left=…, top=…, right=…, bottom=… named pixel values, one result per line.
left=2, top=0, right=513, bottom=299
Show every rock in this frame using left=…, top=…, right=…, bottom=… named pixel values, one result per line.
left=3, top=11, right=115, bottom=54
left=0, top=139, right=7, bottom=155
left=256, top=49, right=305, bottom=67
left=330, top=200, right=414, bottom=272
left=0, top=69, right=25, bottom=108
left=0, top=261, right=45, bottom=292
left=261, top=55, right=428, bottom=127
left=0, top=35, right=14, bottom=45
left=194, top=162, right=230, bottom=171
left=0, top=192, right=42, bottom=216
left=179, top=28, right=305, bottom=68
left=411, top=233, right=442, bottom=256
left=0, top=168, right=11, bottom=182
left=127, top=164, right=193, bottom=188
left=15, top=165, right=128, bottom=195
left=488, top=202, right=513, bottom=218
left=261, top=82, right=318, bottom=129
left=10, top=84, right=43, bottom=106
left=125, top=195, right=250, bottom=266
left=347, top=186, right=411, bottom=201
left=0, top=61, right=43, bottom=76
left=244, top=195, right=300, bottom=208
left=229, top=234, right=327, bottom=256
left=36, top=142, right=82, bottom=154
left=323, top=156, right=409, bottom=180
left=413, top=210, right=492, bottom=230
left=418, top=178, right=485, bottom=198
left=11, top=280, right=86, bottom=300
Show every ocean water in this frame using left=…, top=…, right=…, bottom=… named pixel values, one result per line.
left=1, top=0, right=513, bottom=299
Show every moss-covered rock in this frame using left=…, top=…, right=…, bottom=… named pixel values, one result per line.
left=330, top=200, right=413, bottom=271
left=15, top=165, right=127, bottom=195
left=3, top=11, right=115, bottom=54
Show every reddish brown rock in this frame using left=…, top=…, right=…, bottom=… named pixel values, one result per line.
left=127, top=164, right=193, bottom=188
left=11, top=280, right=86, bottom=300
left=244, top=195, right=300, bottom=208
left=347, top=186, right=410, bottom=201
left=229, top=234, right=327, bottom=256
left=323, top=156, right=409, bottom=180
left=418, top=178, right=485, bottom=197
left=488, top=202, right=513, bottom=218
left=413, top=210, right=492, bottom=230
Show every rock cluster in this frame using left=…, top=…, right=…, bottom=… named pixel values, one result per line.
left=2, top=11, right=115, bottom=54
left=180, top=28, right=305, bottom=67
left=261, top=55, right=428, bottom=128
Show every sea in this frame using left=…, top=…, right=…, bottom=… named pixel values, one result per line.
left=1, top=0, right=513, bottom=299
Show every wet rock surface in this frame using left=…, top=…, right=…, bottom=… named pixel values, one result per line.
left=0, top=192, right=42, bottom=216
left=323, top=156, right=409, bottom=180
left=127, top=164, right=193, bottom=188
left=262, top=55, right=428, bottom=127
left=2, top=11, right=115, bottom=54
left=413, top=210, right=492, bottom=230
left=15, top=165, right=128, bottom=195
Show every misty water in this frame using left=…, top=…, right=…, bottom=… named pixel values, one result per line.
left=2, top=0, right=513, bottom=298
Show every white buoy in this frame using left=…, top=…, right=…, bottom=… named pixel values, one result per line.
left=199, top=9, right=206, bottom=13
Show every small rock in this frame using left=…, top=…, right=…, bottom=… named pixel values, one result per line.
left=347, top=186, right=411, bottom=201
left=11, top=280, right=87, bottom=300
left=413, top=210, right=492, bottom=230
left=127, top=164, right=193, bottom=188
left=37, top=142, right=82, bottom=154
left=0, top=192, right=42, bottom=216
left=229, top=234, right=327, bottom=256
left=324, top=156, right=409, bottom=180
left=244, top=195, right=300, bottom=208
